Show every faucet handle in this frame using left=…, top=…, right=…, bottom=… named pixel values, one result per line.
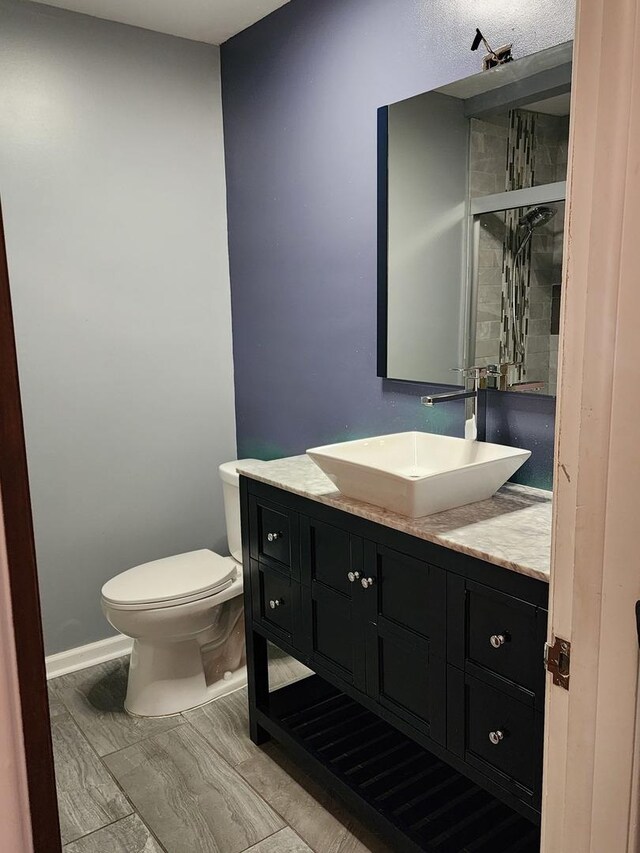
left=451, top=366, right=483, bottom=389
left=451, top=366, right=480, bottom=376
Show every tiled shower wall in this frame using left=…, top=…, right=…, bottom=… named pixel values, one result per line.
left=471, top=112, right=569, bottom=394
left=528, top=203, right=565, bottom=395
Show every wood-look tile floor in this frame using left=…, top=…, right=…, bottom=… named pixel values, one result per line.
left=49, top=645, right=393, bottom=853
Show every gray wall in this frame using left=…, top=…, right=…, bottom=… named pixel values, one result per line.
left=0, top=0, right=237, bottom=654
left=222, top=0, right=574, bottom=490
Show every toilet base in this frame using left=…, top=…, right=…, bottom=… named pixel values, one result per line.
left=124, top=637, right=247, bottom=717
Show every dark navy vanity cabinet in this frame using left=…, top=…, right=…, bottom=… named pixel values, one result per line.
left=241, top=476, right=547, bottom=853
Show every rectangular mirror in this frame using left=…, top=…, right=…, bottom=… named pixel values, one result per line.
left=378, top=41, right=572, bottom=393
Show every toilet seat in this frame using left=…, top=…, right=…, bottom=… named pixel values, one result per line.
left=101, top=549, right=238, bottom=611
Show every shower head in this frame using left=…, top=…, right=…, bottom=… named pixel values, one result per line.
left=514, top=205, right=557, bottom=258
left=518, top=205, right=557, bottom=230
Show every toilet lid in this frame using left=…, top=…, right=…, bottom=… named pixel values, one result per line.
left=101, top=549, right=237, bottom=608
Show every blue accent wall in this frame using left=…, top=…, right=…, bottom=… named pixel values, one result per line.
left=221, top=0, right=574, bottom=491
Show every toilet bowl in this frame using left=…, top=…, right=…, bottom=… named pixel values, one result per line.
left=101, top=459, right=254, bottom=717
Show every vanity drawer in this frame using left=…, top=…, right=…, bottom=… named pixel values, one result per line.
left=448, top=667, right=543, bottom=805
left=450, top=577, right=547, bottom=698
left=249, top=496, right=299, bottom=576
left=250, top=562, right=299, bottom=640
left=467, top=676, right=538, bottom=792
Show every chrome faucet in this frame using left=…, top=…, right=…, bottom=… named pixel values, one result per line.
left=421, top=367, right=493, bottom=441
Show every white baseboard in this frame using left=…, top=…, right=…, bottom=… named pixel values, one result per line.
left=46, top=634, right=133, bottom=680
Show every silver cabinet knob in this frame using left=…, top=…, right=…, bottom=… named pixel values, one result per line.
left=489, top=730, right=504, bottom=745
left=490, top=634, right=507, bottom=648
left=266, top=532, right=282, bottom=542
left=269, top=599, right=282, bottom=609
left=347, top=571, right=361, bottom=583
left=361, top=577, right=375, bottom=589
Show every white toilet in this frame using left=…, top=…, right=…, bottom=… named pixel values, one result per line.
left=101, top=460, right=253, bottom=717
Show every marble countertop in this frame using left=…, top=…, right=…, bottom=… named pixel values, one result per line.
left=237, top=455, right=552, bottom=583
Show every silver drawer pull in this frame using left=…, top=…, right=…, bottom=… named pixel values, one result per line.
left=266, top=532, right=282, bottom=542
left=489, top=730, right=504, bottom=745
left=269, top=599, right=282, bottom=610
left=361, top=577, right=376, bottom=589
left=347, top=571, right=361, bottom=583
left=490, top=634, right=507, bottom=649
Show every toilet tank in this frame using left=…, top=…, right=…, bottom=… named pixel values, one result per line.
left=219, top=460, right=257, bottom=564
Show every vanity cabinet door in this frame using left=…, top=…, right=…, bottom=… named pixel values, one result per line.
left=362, top=543, right=447, bottom=745
left=300, top=517, right=367, bottom=692
left=301, top=516, right=353, bottom=596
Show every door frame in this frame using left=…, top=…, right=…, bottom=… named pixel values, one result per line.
left=0, top=200, right=61, bottom=852
left=541, top=0, right=640, bottom=849
left=0, top=497, right=33, bottom=853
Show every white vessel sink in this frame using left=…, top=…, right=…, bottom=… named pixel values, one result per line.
left=307, top=431, right=531, bottom=518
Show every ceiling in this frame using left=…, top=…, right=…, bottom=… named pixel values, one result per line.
left=30, top=0, right=292, bottom=44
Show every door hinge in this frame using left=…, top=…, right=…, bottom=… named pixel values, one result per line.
left=545, top=636, right=571, bottom=690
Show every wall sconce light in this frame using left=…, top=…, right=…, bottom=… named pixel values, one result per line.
left=471, top=28, right=513, bottom=70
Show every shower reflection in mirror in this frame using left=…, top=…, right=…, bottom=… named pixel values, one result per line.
left=471, top=200, right=564, bottom=396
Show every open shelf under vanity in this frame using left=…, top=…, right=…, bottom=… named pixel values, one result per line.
left=261, top=672, right=540, bottom=853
